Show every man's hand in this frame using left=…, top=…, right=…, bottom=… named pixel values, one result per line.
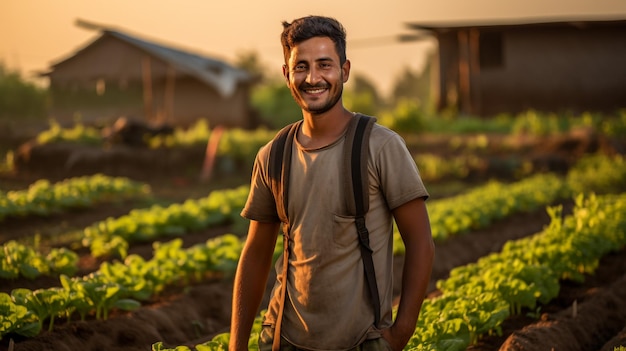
left=381, top=324, right=413, bottom=351
left=383, top=197, right=434, bottom=351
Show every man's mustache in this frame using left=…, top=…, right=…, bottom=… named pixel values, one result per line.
left=300, top=83, right=330, bottom=89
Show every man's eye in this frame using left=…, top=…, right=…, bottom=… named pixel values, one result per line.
left=294, top=65, right=306, bottom=72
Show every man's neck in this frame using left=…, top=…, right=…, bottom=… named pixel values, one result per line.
left=298, top=106, right=353, bottom=149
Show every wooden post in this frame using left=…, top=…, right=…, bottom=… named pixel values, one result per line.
left=142, top=56, right=153, bottom=122
left=458, top=29, right=472, bottom=115
left=200, top=126, right=225, bottom=183
left=164, top=65, right=176, bottom=124
left=469, top=28, right=482, bottom=115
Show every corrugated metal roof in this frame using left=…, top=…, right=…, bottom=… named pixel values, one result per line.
left=49, top=20, right=251, bottom=97
left=104, top=30, right=250, bottom=97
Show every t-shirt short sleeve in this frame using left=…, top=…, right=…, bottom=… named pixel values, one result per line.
left=240, top=143, right=281, bottom=223
left=371, top=127, right=429, bottom=210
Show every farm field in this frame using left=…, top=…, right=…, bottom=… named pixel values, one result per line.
left=1, top=125, right=626, bottom=351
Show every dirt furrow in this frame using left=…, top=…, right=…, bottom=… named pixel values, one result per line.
left=469, top=247, right=626, bottom=351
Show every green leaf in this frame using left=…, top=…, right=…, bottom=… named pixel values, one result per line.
left=113, top=298, right=141, bottom=312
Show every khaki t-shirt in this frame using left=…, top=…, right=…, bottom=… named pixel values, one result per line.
left=241, top=121, right=429, bottom=350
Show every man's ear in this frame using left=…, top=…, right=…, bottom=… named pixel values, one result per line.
left=342, top=59, right=351, bottom=83
left=282, top=65, right=290, bottom=84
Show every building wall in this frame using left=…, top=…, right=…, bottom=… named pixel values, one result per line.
left=478, top=25, right=626, bottom=115
left=47, top=35, right=252, bottom=127
left=167, top=78, right=252, bottom=128
left=48, top=81, right=144, bottom=125
left=437, top=23, right=626, bottom=116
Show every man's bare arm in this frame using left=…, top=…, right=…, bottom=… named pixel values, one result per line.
left=230, top=220, right=280, bottom=351
left=383, top=197, right=434, bottom=351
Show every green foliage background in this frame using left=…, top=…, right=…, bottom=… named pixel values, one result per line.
left=0, top=63, right=49, bottom=119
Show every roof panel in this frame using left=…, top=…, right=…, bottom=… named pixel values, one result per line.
left=48, top=20, right=251, bottom=97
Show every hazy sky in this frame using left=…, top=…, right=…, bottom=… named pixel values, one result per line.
left=2, top=0, right=626, bottom=96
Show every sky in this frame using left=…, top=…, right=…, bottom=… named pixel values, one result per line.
left=2, top=0, right=626, bottom=97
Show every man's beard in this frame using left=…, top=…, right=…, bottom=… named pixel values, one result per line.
left=291, top=82, right=343, bottom=115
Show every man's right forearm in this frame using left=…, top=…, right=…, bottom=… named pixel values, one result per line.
left=230, top=221, right=280, bottom=351
left=230, top=253, right=271, bottom=349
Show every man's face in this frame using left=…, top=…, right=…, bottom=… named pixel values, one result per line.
left=283, top=36, right=350, bottom=115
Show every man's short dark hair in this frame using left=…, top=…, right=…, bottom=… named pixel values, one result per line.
left=281, top=15, right=347, bottom=66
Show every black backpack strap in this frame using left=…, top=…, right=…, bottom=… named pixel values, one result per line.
left=268, top=121, right=300, bottom=228
left=343, top=114, right=376, bottom=215
left=344, top=114, right=380, bottom=327
left=267, top=120, right=299, bottom=351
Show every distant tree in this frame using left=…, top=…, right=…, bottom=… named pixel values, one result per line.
left=350, top=74, right=382, bottom=105
left=378, top=98, right=426, bottom=134
left=344, top=73, right=383, bottom=116
left=251, top=78, right=301, bottom=129
left=390, top=66, right=420, bottom=103
left=234, top=50, right=296, bottom=128
left=389, top=51, right=435, bottom=111
left=0, top=62, right=49, bottom=119
left=233, top=50, right=269, bottom=84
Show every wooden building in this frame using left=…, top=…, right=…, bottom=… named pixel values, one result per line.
left=406, top=16, right=626, bottom=116
left=41, top=20, right=256, bottom=128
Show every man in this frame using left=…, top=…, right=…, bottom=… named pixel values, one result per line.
left=230, top=15, right=434, bottom=351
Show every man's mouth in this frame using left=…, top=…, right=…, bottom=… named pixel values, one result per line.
left=302, top=86, right=328, bottom=95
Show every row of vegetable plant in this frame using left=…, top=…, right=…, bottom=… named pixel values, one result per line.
left=29, top=112, right=623, bottom=182
left=82, top=185, right=249, bottom=258
left=0, top=234, right=243, bottom=340
left=405, top=192, right=626, bottom=350
left=35, top=110, right=626, bottom=148
left=428, top=173, right=566, bottom=240
left=0, top=241, right=78, bottom=279
left=393, top=153, right=626, bottom=253
left=0, top=173, right=150, bottom=222
left=0, top=185, right=248, bottom=280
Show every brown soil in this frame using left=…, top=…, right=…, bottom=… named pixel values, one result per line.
left=468, top=248, right=626, bottom=351
left=1, top=131, right=625, bottom=351
left=499, top=272, right=626, bottom=351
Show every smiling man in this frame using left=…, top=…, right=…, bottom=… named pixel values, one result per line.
left=229, top=15, right=434, bottom=351
left=285, top=36, right=346, bottom=114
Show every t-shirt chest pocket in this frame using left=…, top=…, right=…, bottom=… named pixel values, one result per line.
left=332, top=214, right=358, bottom=248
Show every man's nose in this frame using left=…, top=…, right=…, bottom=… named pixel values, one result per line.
left=306, top=67, right=322, bottom=85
